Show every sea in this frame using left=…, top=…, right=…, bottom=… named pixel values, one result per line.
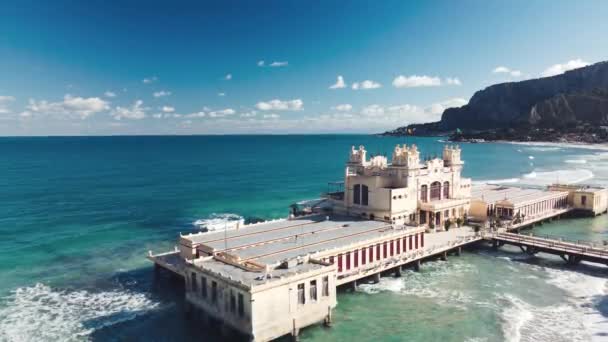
left=0, top=135, right=607, bottom=342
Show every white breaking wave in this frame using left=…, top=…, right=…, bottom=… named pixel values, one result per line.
left=498, top=293, right=591, bottom=342
left=564, top=159, right=587, bottom=164
left=520, top=169, right=594, bottom=185
left=356, top=261, right=477, bottom=309
left=473, top=178, right=520, bottom=185
left=509, top=141, right=608, bottom=151
left=193, top=213, right=244, bottom=231
left=0, top=283, right=160, bottom=342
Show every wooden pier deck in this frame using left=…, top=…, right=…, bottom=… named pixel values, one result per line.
left=488, top=231, right=608, bottom=266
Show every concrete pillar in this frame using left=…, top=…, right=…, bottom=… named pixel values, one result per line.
left=351, top=280, right=357, bottom=291
left=440, top=251, right=447, bottom=261
left=414, top=259, right=421, bottom=272
left=324, top=306, right=333, bottom=327
left=456, top=246, right=462, bottom=256
left=394, top=267, right=402, bottom=277
left=373, top=273, right=381, bottom=283
left=292, top=319, right=300, bottom=342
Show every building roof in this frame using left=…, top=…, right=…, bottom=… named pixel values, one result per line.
left=471, top=184, right=567, bottom=206
left=184, top=214, right=420, bottom=287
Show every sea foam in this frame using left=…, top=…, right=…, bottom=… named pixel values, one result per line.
left=0, top=283, right=160, bottom=342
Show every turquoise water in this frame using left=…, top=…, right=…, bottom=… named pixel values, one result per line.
left=0, top=135, right=606, bottom=341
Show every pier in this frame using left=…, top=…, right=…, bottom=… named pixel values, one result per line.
left=488, top=231, right=608, bottom=266
left=148, top=144, right=608, bottom=342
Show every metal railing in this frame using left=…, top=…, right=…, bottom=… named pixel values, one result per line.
left=494, top=232, right=608, bottom=258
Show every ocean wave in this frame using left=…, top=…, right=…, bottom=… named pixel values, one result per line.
left=508, top=141, right=608, bottom=151
left=193, top=213, right=244, bottom=231
left=356, top=260, right=477, bottom=309
left=564, top=159, right=587, bottom=164
left=0, top=283, right=160, bottom=342
left=473, top=178, right=520, bottom=185
left=520, top=169, right=594, bottom=185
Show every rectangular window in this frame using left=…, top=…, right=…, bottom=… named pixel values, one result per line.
left=354, top=250, right=359, bottom=268
left=390, top=240, right=394, bottom=256
left=238, top=293, right=244, bottom=318
left=369, top=246, right=374, bottom=262
left=211, top=281, right=218, bottom=304
left=415, top=234, right=419, bottom=249
left=362, top=185, right=369, bottom=206
left=354, top=184, right=361, bottom=204
left=376, top=244, right=381, bottom=261
left=396, top=239, right=401, bottom=254
left=421, top=233, right=425, bottom=248
left=383, top=242, right=387, bottom=258
left=403, top=237, right=407, bottom=252
left=201, top=276, right=207, bottom=298
left=230, top=291, right=236, bottom=313
left=362, top=247, right=367, bottom=265
left=582, top=195, right=587, bottom=205
left=346, top=252, right=351, bottom=270
left=337, top=254, right=343, bottom=272
left=322, top=276, right=329, bottom=297
left=329, top=256, right=334, bottom=264
left=191, top=272, right=198, bottom=292
left=310, top=280, right=317, bottom=301
left=409, top=235, right=413, bottom=250
left=298, top=283, right=305, bottom=305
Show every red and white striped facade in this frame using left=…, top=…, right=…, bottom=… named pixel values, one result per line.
left=311, top=228, right=426, bottom=285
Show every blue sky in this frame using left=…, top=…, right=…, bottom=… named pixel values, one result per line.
left=0, top=0, right=607, bottom=135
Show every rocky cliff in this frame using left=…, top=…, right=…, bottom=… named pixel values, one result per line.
left=384, top=61, right=608, bottom=138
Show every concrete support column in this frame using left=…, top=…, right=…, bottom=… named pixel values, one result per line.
left=324, top=306, right=333, bottom=327
left=394, top=267, right=402, bottom=277
left=373, top=273, right=381, bottom=283
left=351, top=280, right=357, bottom=291
left=292, top=319, right=300, bottom=342
left=440, top=251, right=447, bottom=261
left=414, top=259, right=421, bottom=272
left=456, top=246, right=462, bottom=256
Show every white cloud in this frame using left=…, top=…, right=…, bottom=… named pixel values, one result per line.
left=104, top=91, right=116, bottom=98
left=184, top=111, right=206, bottom=118
left=269, top=61, right=288, bottom=67
left=332, top=104, right=352, bottom=111
left=425, top=98, right=468, bottom=116
left=218, top=92, right=226, bottom=97
left=329, top=76, right=346, bottom=89
left=25, top=94, right=109, bottom=119
left=142, top=76, right=158, bottom=84
left=153, top=90, right=171, bottom=98
left=392, top=75, right=441, bottom=88
left=208, top=108, right=236, bottom=118
left=263, top=113, right=280, bottom=119
left=0, top=95, right=16, bottom=114
left=257, top=60, right=265, bottom=67
left=541, top=58, right=590, bottom=77
left=240, top=110, right=257, bottom=118
left=161, top=106, right=175, bottom=113
left=255, top=99, right=303, bottom=111
left=352, top=80, right=381, bottom=90
left=111, top=100, right=147, bottom=120
left=492, top=66, right=522, bottom=78
left=225, top=73, right=232, bottom=80
left=445, top=77, right=462, bottom=86
left=152, top=113, right=163, bottom=119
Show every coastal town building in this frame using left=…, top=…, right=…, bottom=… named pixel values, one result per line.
left=149, top=144, right=608, bottom=342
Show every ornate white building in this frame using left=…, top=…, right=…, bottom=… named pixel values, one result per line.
left=329, top=144, right=472, bottom=228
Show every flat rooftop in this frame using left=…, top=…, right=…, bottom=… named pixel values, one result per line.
left=471, top=184, right=567, bottom=206
left=182, top=215, right=421, bottom=287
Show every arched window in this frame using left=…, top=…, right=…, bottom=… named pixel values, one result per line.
left=443, top=181, right=450, bottom=199
left=430, top=181, right=441, bottom=201
left=354, top=184, right=361, bottom=204
left=361, top=185, right=369, bottom=205
left=421, top=185, right=428, bottom=203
